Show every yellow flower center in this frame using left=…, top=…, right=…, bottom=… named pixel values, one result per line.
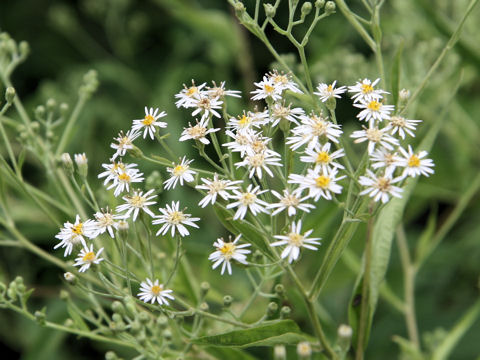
left=249, top=153, right=265, bottom=167
left=173, top=165, right=187, bottom=176
left=366, top=128, right=382, bottom=142
left=187, top=125, right=206, bottom=138
left=273, top=75, right=288, bottom=84
left=361, top=83, right=374, bottom=94
left=367, top=100, right=381, bottom=112
left=408, top=155, right=420, bottom=167
left=264, top=84, right=275, bottom=93
left=281, top=194, right=300, bottom=207
left=129, top=195, right=144, bottom=207
left=143, top=115, right=155, bottom=126
left=238, top=114, right=251, bottom=126
left=241, top=192, right=256, bottom=205
left=327, top=84, right=333, bottom=93
left=186, top=86, right=197, bottom=97
left=199, top=98, right=211, bottom=109
left=390, top=115, right=405, bottom=127
left=315, top=175, right=330, bottom=189
left=377, top=177, right=391, bottom=191
left=118, top=173, right=131, bottom=182
left=288, top=233, right=304, bottom=247
left=220, top=242, right=236, bottom=258
left=72, top=223, right=83, bottom=235
left=82, top=251, right=95, bottom=262
left=316, top=151, right=330, bottom=164
left=311, top=116, right=327, bottom=136
left=151, top=284, right=163, bottom=295
left=169, top=211, right=185, bottom=224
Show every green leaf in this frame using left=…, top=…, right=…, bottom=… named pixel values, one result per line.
left=204, top=346, right=259, bottom=360
left=390, top=41, right=404, bottom=108
left=192, top=320, right=312, bottom=348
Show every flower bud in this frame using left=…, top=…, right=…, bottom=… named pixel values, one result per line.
left=264, top=3, right=276, bottom=18
left=5, top=87, right=15, bottom=104
left=234, top=1, right=246, bottom=16
left=64, top=318, right=74, bottom=327
left=46, top=98, right=57, bottom=112
left=399, top=88, right=410, bottom=102
left=274, top=284, right=285, bottom=297
left=35, top=310, right=46, bottom=326
left=223, top=295, right=233, bottom=308
left=35, top=105, right=46, bottom=119
left=61, top=153, right=74, bottom=176
left=274, top=345, right=287, bottom=360
left=19, top=41, right=30, bottom=58
left=0, top=282, right=6, bottom=295
left=200, top=302, right=209, bottom=312
left=200, top=281, right=210, bottom=297
left=30, top=121, right=40, bottom=132
left=59, top=102, right=69, bottom=117
left=7, top=282, right=17, bottom=301
left=60, top=290, right=70, bottom=301
left=324, top=1, right=336, bottom=15
left=280, top=306, right=291, bottom=318
left=267, top=302, right=278, bottom=317
left=130, top=320, right=142, bottom=334
left=105, top=351, right=118, bottom=360
left=124, top=297, right=137, bottom=317
left=162, top=329, right=172, bottom=341
left=325, top=96, right=337, bottom=111
left=74, top=153, right=88, bottom=178
left=118, top=220, right=129, bottom=236
left=138, top=312, right=150, bottom=324
left=112, top=301, right=125, bottom=315
left=315, top=0, right=325, bottom=8
left=157, top=314, right=169, bottom=329
left=63, top=271, right=76, bottom=284
left=297, top=341, right=312, bottom=359
left=337, top=324, right=353, bottom=353
left=253, top=250, right=263, bottom=262
left=301, top=2, right=313, bottom=16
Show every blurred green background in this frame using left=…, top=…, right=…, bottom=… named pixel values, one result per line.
left=1, top=0, right=480, bottom=358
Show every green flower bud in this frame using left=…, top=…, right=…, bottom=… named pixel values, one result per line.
left=79, top=70, right=99, bottom=98
left=61, top=154, right=74, bottom=176
left=280, top=306, right=291, bottom=318
left=267, top=302, right=278, bottom=317
left=112, top=301, right=125, bottom=315
left=110, top=320, right=126, bottom=332
left=112, top=313, right=123, bottom=323
left=253, top=250, right=263, bottom=262
left=19, top=41, right=30, bottom=58
left=337, top=324, right=352, bottom=353
left=64, top=318, right=74, bottom=327
left=128, top=144, right=143, bottom=158
left=315, top=0, right=325, bottom=8
left=5, top=87, right=16, bottom=104
left=325, top=96, right=337, bottom=111
left=274, top=284, right=285, bottom=297
left=223, top=295, right=233, bottom=308
left=129, top=320, right=142, bottom=335
left=325, top=1, right=336, bottom=14
left=35, top=310, right=46, bottom=326
left=105, top=351, right=118, bottom=360
left=7, top=282, right=17, bottom=301
left=138, top=312, right=150, bottom=324
left=118, top=221, right=129, bottom=237
left=200, top=302, right=209, bottom=312
left=234, top=2, right=246, bottom=16
left=59, top=290, right=70, bottom=301
left=157, top=314, right=169, bottom=329
left=162, top=329, right=172, bottom=341
left=46, top=98, right=57, bottom=112
left=301, top=2, right=313, bottom=16
left=264, top=4, right=276, bottom=18
left=59, top=102, right=69, bottom=117
left=200, top=281, right=210, bottom=297
left=35, top=105, right=46, bottom=119
left=74, top=153, right=88, bottom=178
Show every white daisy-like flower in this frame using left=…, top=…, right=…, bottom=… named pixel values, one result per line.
left=246, top=132, right=278, bottom=157
left=208, top=235, right=251, bottom=275
left=137, top=278, right=174, bottom=305
left=270, top=102, right=304, bottom=127
left=93, top=208, right=120, bottom=238
left=288, top=167, right=345, bottom=201
left=98, top=161, right=138, bottom=186
left=110, top=129, right=141, bottom=161
left=179, top=117, right=220, bottom=145
left=398, top=145, right=435, bottom=178
left=116, top=189, right=157, bottom=221
left=235, top=151, right=282, bottom=179
left=267, top=70, right=302, bottom=94
left=107, top=168, right=144, bottom=197
left=152, top=201, right=200, bottom=237
left=195, top=174, right=242, bottom=208
left=73, top=244, right=104, bottom=272
left=314, top=81, right=347, bottom=102
left=190, top=94, right=223, bottom=119
left=388, top=115, right=422, bottom=139
left=175, top=81, right=207, bottom=108
left=226, top=184, right=270, bottom=220
left=227, top=110, right=269, bottom=131
left=164, top=157, right=196, bottom=190
left=54, top=215, right=97, bottom=257
left=299, top=142, right=345, bottom=171
left=348, top=78, right=387, bottom=103
left=354, top=99, right=395, bottom=126
left=271, top=220, right=321, bottom=263
left=223, top=129, right=255, bottom=158
left=287, top=113, right=343, bottom=150
left=350, top=126, right=399, bottom=154
left=267, top=189, right=315, bottom=216
left=370, top=147, right=402, bottom=173
left=131, top=107, right=167, bottom=140
left=207, top=81, right=241, bottom=99
left=251, top=76, right=283, bottom=101
left=359, top=169, right=403, bottom=203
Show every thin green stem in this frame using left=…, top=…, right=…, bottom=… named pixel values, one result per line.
left=55, top=94, right=87, bottom=157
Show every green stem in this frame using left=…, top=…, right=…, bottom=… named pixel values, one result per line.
left=55, top=94, right=87, bottom=157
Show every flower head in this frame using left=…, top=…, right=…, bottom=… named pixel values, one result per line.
left=314, top=81, right=347, bottom=102
left=195, top=174, right=242, bottom=208
left=54, top=215, right=97, bottom=257
left=116, top=189, right=157, bottom=221
left=137, top=278, right=174, bottom=305
left=388, top=115, right=422, bottom=139
left=74, top=244, right=104, bottom=272
left=93, top=208, right=120, bottom=238
left=107, top=167, right=144, bottom=197
left=271, top=221, right=321, bottom=263
left=110, top=129, right=141, bottom=161
left=398, top=145, right=434, bottom=178
left=354, top=99, right=394, bottom=126
left=359, top=169, right=403, bottom=203
left=164, top=157, right=196, bottom=190
left=132, top=107, right=167, bottom=140
left=288, top=167, right=345, bottom=201
left=152, top=201, right=200, bottom=237
left=226, top=184, right=269, bottom=220
left=348, top=78, right=387, bottom=103
left=267, top=189, right=315, bottom=216
left=175, top=81, right=206, bottom=108
left=179, top=118, right=220, bottom=145
left=208, top=235, right=251, bottom=275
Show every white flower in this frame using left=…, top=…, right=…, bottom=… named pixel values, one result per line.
left=164, top=157, right=196, bottom=190
left=207, top=81, right=241, bottom=99
left=287, top=113, right=343, bottom=150
left=267, top=189, right=315, bottom=216
left=74, top=153, right=87, bottom=167
left=350, top=126, right=399, bottom=154
left=288, top=167, right=345, bottom=201
left=388, top=115, right=422, bottom=139
left=190, top=94, right=223, bottom=119
left=270, top=102, right=304, bottom=127
left=359, top=169, right=403, bottom=203
left=314, top=81, right=347, bottom=102
left=223, top=129, right=255, bottom=158
left=354, top=99, right=394, bottom=126
left=74, top=244, right=104, bottom=272
left=398, top=145, right=435, bottom=178
left=107, top=167, right=144, bottom=197
left=348, top=78, right=387, bottom=103
left=132, top=107, right=167, bottom=140
left=226, top=184, right=269, bottom=220
left=370, top=147, right=402, bottom=173
left=93, top=208, right=120, bottom=238
left=116, top=189, right=157, bottom=221
left=235, top=151, right=282, bottom=179
left=299, top=142, right=345, bottom=171
left=227, top=110, right=269, bottom=131
left=208, top=235, right=251, bottom=275
left=251, top=76, right=282, bottom=101
left=110, top=129, right=141, bottom=161
left=246, top=132, right=278, bottom=157
left=152, top=201, right=200, bottom=237
left=175, top=81, right=207, bottom=108
left=195, top=174, right=242, bottom=208
left=137, top=278, right=174, bottom=305
left=98, top=161, right=138, bottom=186
left=54, top=215, right=97, bottom=257
left=271, top=221, right=321, bottom=263
left=179, top=118, right=220, bottom=145
left=267, top=70, right=302, bottom=94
